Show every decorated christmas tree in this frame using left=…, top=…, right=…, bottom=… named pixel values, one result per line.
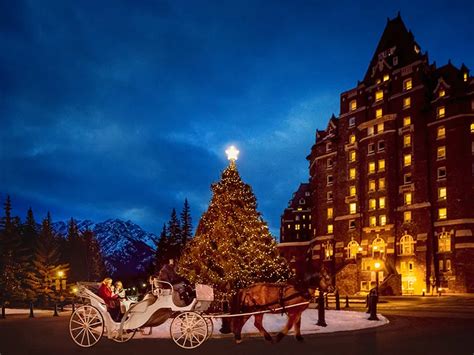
left=178, top=146, right=291, bottom=297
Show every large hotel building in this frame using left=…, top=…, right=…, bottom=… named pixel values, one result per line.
left=278, top=14, right=474, bottom=294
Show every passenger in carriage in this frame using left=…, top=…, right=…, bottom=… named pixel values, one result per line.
left=98, top=278, right=121, bottom=321
left=114, top=281, right=126, bottom=299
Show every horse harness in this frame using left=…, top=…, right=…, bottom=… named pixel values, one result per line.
left=243, top=284, right=306, bottom=315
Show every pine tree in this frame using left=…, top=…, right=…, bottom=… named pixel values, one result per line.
left=0, top=196, right=26, bottom=304
left=66, top=218, right=86, bottom=282
left=31, top=213, right=68, bottom=306
left=21, top=207, right=39, bottom=301
left=83, top=228, right=106, bottom=281
left=154, top=224, right=170, bottom=271
left=167, top=209, right=181, bottom=260
left=178, top=160, right=291, bottom=297
left=180, top=199, right=193, bottom=247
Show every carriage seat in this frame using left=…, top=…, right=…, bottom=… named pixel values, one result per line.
left=128, top=293, right=157, bottom=314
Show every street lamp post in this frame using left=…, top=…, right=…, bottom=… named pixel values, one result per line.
left=57, top=270, right=65, bottom=312
left=374, top=262, right=381, bottom=295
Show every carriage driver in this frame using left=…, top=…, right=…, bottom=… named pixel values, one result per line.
left=158, top=259, right=192, bottom=306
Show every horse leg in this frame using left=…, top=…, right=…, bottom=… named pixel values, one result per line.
left=253, top=314, right=273, bottom=343
left=233, top=315, right=250, bottom=344
left=276, top=310, right=299, bottom=343
left=294, top=312, right=304, bottom=342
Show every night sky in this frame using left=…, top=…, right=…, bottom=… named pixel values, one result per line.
left=1, top=0, right=473, bottom=236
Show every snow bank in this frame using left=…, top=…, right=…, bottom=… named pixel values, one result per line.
left=5, top=308, right=55, bottom=315
left=135, top=309, right=388, bottom=339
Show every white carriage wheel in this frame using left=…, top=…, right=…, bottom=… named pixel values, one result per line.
left=69, top=305, right=104, bottom=348
left=170, top=311, right=208, bottom=349
left=204, top=317, right=213, bottom=340
left=111, top=329, right=137, bottom=343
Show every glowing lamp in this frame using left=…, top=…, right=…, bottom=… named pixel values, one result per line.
left=358, top=247, right=363, bottom=252
left=72, top=287, right=78, bottom=293
left=374, top=262, right=381, bottom=269
left=57, top=270, right=64, bottom=278
left=225, top=145, right=240, bottom=161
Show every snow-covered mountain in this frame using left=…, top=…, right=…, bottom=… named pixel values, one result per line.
left=52, top=219, right=157, bottom=278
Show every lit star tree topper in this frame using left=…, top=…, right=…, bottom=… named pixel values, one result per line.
left=225, top=145, right=239, bottom=162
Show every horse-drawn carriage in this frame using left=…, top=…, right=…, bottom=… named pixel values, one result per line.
left=69, top=279, right=214, bottom=349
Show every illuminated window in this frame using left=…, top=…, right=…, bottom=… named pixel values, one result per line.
left=349, top=134, right=356, bottom=144
left=350, top=100, right=357, bottom=111
left=327, top=175, right=333, bottom=185
left=327, top=191, right=333, bottom=201
left=403, top=134, right=411, bottom=147
left=438, top=187, right=447, bottom=200
left=404, top=173, right=412, bottom=184
left=369, top=180, right=376, bottom=191
left=383, top=74, right=390, bottom=82
left=349, top=168, right=356, bottom=180
left=295, top=224, right=300, bottom=230
left=379, top=215, right=387, bottom=226
left=403, top=78, right=412, bottom=91
left=368, top=126, right=374, bottom=136
left=295, top=215, right=300, bottom=221
left=349, top=202, right=357, bottom=214
left=376, top=108, right=383, bottom=119
left=378, top=159, right=385, bottom=172
left=327, top=207, right=333, bottom=219
left=437, top=106, right=445, bottom=118
left=377, top=123, right=384, bottom=133
left=378, top=140, right=385, bottom=151
left=404, top=192, right=412, bottom=205
left=438, top=208, right=447, bottom=220
left=349, top=117, right=356, bottom=127
left=349, top=150, right=356, bottom=162
left=378, top=178, right=386, bottom=190
left=399, top=234, right=415, bottom=255
left=439, top=259, right=444, bottom=271
left=471, top=123, right=474, bottom=133
left=403, top=154, right=412, bottom=167
left=302, top=215, right=306, bottom=220
left=437, top=126, right=445, bottom=139
left=403, top=97, right=411, bottom=109
left=369, top=199, right=376, bottom=210
left=368, top=143, right=375, bottom=154
left=379, top=197, right=386, bottom=209
left=403, top=116, right=411, bottom=127
left=349, top=220, right=356, bottom=230
left=437, top=167, right=446, bottom=179
left=327, top=224, right=334, bottom=234
left=348, top=240, right=360, bottom=259
left=437, top=146, right=446, bottom=160
left=323, top=241, right=334, bottom=259
left=439, top=89, right=445, bottom=98
left=464, top=72, right=468, bottom=82
left=438, top=232, right=451, bottom=252
left=446, top=259, right=451, bottom=270
left=369, top=216, right=377, bottom=227
left=349, top=185, right=356, bottom=196
left=403, top=211, right=412, bottom=223
left=372, top=237, right=386, bottom=256
left=375, top=90, right=384, bottom=102
left=368, top=162, right=376, bottom=174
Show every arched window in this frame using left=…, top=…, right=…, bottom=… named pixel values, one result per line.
left=371, top=236, right=386, bottom=257
left=299, top=198, right=306, bottom=205
left=399, top=234, right=415, bottom=255
left=438, top=232, right=451, bottom=252
left=347, top=240, right=359, bottom=259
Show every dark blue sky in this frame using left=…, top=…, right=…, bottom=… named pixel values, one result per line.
left=1, top=0, right=473, bottom=236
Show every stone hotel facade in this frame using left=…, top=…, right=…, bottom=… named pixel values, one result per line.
left=278, top=14, right=474, bottom=294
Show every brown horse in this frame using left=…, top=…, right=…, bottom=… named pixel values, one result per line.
left=231, top=268, right=333, bottom=344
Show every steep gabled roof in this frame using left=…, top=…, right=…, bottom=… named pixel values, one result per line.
left=364, top=13, right=422, bottom=82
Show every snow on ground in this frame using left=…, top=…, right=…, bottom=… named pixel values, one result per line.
left=5, top=308, right=55, bottom=315
left=135, top=309, right=389, bottom=339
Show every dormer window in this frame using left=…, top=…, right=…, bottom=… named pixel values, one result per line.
left=350, top=100, right=357, bottom=111
left=414, top=45, right=420, bottom=54
left=439, top=89, right=446, bottom=98
left=299, top=198, right=306, bottom=205
left=375, top=90, right=384, bottom=102
left=403, top=97, right=411, bottom=109
left=437, top=106, right=446, bottom=119
left=383, top=74, right=390, bottom=82
left=349, top=134, right=356, bottom=144
left=326, top=142, right=332, bottom=152
left=349, top=117, right=356, bottom=127
left=403, top=78, right=412, bottom=91
left=464, top=73, right=468, bottom=82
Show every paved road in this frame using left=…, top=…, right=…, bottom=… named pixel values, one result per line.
left=1, top=296, right=474, bottom=355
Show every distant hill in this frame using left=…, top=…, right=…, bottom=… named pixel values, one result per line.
left=52, top=218, right=156, bottom=279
